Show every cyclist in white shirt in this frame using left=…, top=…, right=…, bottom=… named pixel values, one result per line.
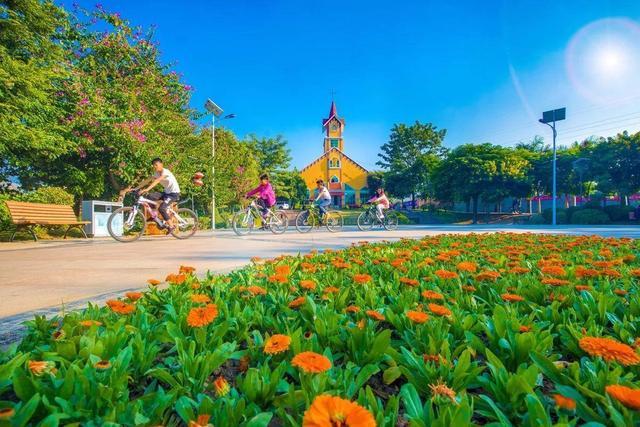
left=368, top=187, right=390, bottom=220
left=314, top=179, right=332, bottom=218
left=134, top=157, right=181, bottom=230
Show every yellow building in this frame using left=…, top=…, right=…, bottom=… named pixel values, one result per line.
left=300, top=101, right=369, bottom=207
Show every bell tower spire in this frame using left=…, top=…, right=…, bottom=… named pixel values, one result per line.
left=322, top=100, right=345, bottom=152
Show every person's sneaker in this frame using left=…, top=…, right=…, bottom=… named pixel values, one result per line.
left=155, top=219, right=167, bottom=229
left=166, top=225, right=175, bottom=234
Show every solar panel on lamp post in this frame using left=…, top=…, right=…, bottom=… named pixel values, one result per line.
left=539, top=108, right=566, bottom=226
left=204, top=99, right=235, bottom=232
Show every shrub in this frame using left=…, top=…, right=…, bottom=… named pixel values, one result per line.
left=542, top=208, right=568, bottom=224
left=603, top=205, right=633, bottom=222
left=25, top=186, right=74, bottom=205
left=528, top=214, right=546, bottom=225
left=570, top=208, right=610, bottom=224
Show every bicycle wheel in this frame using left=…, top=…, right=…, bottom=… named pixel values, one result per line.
left=170, top=208, right=198, bottom=239
left=232, top=209, right=256, bottom=236
left=357, top=211, right=375, bottom=231
left=383, top=211, right=399, bottom=231
left=325, top=211, right=344, bottom=233
left=108, top=207, right=146, bottom=242
left=295, top=210, right=316, bottom=233
left=269, top=210, right=289, bottom=234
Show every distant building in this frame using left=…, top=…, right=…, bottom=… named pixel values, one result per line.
left=300, top=101, right=368, bottom=207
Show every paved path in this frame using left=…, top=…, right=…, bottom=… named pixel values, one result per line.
left=1, top=224, right=639, bottom=341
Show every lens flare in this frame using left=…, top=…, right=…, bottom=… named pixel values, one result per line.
left=566, top=18, right=640, bottom=104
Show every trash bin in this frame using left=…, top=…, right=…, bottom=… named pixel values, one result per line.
left=82, top=200, right=123, bottom=237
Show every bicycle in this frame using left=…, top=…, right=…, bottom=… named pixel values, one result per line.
left=295, top=203, right=343, bottom=233
left=231, top=199, right=288, bottom=236
left=356, top=204, right=399, bottom=231
left=107, top=191, right=198, bottom=242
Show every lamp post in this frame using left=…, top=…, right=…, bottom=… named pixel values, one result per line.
left=204, top=98, right=235, bottom=231
left=539, top=108, right=566, bottom=226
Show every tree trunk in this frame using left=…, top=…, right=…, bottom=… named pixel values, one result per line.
left=73, top=196, right=82, bottom=217
left=472, top=195, right=479, bottom=224
left=466, top=199, right=471, bottom=213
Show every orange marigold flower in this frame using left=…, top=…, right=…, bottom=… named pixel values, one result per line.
left=366, top=310, right=385, bottom=321
left=475, top=271, right=501, bottom=282
left=606, top=385, right=640, bottom=410
left=189, top=414, right=212, bottom=427
left=553, top=394, right=576, bottom=410
left=462, top=285, right=477, bottom=292
left=79, top=320, right=102, bottom=327
left=332, top=260, right=351, bottom=269
left=615, top=289, right=628, bottom=296
left=147, top=278, right=161, bottom=286
left=345, top=305, right=360, bottom=313
left=190, top=294, right=211, bottom=303
left=575, top=266, right=600, bottom=278
left=275, top=264, right=291, bottom=276
left=125, top=291, right=143, bottom=301
left=435, top=270, right=458, bottom=280
left=28, top=360, right=52, bottom=376
left=186, top=304, right=219, bottom=328
left=213, top=376, right=230, bottom=397
left=428, top=303, right=452, bottom=317
left=324, top=286, right=340, bottom=294
left=292, top=351, right=332, bottom=374
left=0, top=408, right=15, bottom=420
left=631, top=269, right=640, bottom=278
left=406, top=310, right=429, bottom=324
left=601, top=268, right=622, bottom=278
left=264, top=334, right=292, bottom=354
left=541, top=266, right=567, bottom=277
left=166, top=273, right=187, bottom=285
left=501, top=293, right=524, bottom=302
left=519, top=325, right=531, bottom=333
left=353, top=274, right=372, bottom=284
left=300, top=280, right=317, bottom=291
left=423, top=354, right=446, bottom=365
left=95, top=360, right=111, bottom=370
left=509, top=267, right=530, bottom=274
left=106, top=300, right=136, bottom=315
left=542, top=278, right=571, bottom=287
left=457, top=261, right=477, bottom=273
left=575, top=285, right=591, bottom=291
left=289, top=296, right=307, bottom=309
left=179, top=265, right=196, bottom=274
left=422, top=290, right=444, bottom=300
left=302, top=395, right=375, bottom=427
left=399, top=277, right=419, bottom=287
left=579, top=337, right=640, bottom=366
left=246, top=286, right=267, bottom=295
left=429, top=381, right=457, bottom=403
left=268, top=274, right=288, bottom=284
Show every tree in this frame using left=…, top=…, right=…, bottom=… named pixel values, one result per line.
left=366, top=171, right=385, bottom=191
left=377, top=121, right=447, bottom=202
left=433, top=144, right=530, bottom=223
left=272, top=169, right=308, bottom=207
left=0, top=0, right=73, bottom=184
left=246, top=134, right=292, bottom=173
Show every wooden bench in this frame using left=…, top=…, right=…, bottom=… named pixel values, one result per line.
left=4, top=201, right=89, bottom=241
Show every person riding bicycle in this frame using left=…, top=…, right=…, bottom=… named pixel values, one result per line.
left=314, top=179, right=332, bottom=218
left=246, top=174, right=276, bottom=221
left=133, top=157, right=181, bottom=232
left=367, top=187, right=389, bottom=220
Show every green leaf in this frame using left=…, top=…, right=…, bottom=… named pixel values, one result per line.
left=383, top=366, right=402, bottom=385
left=245, top=412, right=273, bottom=427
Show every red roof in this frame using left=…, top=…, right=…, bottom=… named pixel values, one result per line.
left=322, top=100, right=344, bottom=128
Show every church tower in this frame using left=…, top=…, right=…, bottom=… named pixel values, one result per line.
left=322, top=101, right=345, bottom=152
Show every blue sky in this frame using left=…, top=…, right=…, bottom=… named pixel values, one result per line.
left=65, top=0, right=640, bottom=170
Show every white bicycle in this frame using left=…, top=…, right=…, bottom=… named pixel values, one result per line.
left=107, top=191, right=198, bottom=242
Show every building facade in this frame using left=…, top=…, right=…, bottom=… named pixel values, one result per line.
left=300, top=102, right=369, bottom=207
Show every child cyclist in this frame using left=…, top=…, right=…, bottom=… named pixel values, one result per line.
left=367, top=187, right=390, bottom=220
left=314, top=179, right=332, bottom=218
left=246, top=174, right=276, bottom=220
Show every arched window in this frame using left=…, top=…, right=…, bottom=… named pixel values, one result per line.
left=330, top=175, right=340, bottom=183
left=329, top=158, right=341, bottom=168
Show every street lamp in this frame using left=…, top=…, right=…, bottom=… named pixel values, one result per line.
left=204, top=98, right=235, bottom=231
left=539, top=107, right=566, bottom=226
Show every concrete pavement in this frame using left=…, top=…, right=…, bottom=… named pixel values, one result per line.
left=1, top=224, right=639, bottom=340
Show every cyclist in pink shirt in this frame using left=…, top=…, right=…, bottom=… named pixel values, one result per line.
left=246, top=174, right=276, bottom=220
left=368, top=187, right=390, bottom=220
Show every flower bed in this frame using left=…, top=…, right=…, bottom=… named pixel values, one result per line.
left=1, top=233, right=640, bottom=426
